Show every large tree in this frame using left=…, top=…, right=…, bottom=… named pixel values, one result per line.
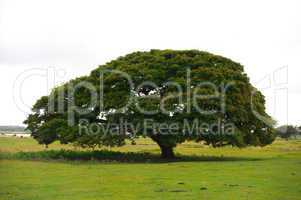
left=24, top=50, right=276, bottom=158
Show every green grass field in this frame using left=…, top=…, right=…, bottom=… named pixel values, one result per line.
left=0, top=137, right=301, bottom=200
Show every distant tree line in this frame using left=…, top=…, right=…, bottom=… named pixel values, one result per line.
left=276, top=125, right=301, bottom=140
left=0, top=126, right=27, bottom=133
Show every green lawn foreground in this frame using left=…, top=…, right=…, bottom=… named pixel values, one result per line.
left=0, top=137, right=301, bottom=200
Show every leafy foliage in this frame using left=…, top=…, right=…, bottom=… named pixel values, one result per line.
left=24, top=50, right=276, bottom=158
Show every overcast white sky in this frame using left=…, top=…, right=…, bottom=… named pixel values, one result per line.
left=0, top=0, right=300, bottom=126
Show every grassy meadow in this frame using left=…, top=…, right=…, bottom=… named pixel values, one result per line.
left=0, top=137, right=301, bottom=200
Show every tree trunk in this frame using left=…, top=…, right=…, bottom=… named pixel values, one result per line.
left=150, top=135, right=176, bottom=159
left=159, top=145, right=175, bottom=159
